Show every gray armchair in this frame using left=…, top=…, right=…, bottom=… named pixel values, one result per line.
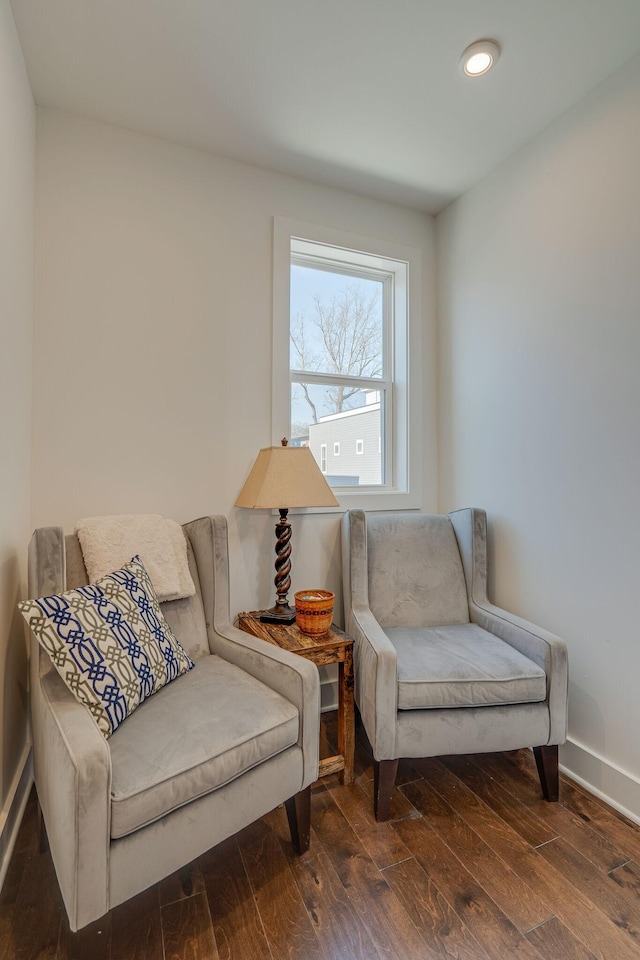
left=342, top=508, right=568, bottom=821
left=27, top=515, right=320, bottom=932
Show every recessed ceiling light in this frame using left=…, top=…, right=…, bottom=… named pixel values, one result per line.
left=460, top=39, right=501, bottom=77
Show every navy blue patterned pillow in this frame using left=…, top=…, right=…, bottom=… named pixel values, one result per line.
left=19, top=555, right=194, bottom=737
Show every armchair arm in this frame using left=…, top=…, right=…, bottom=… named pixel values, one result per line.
left=184, top=514, right=319, bottom=788
left=32, top=664, right=111, bottom=931
left=470, top=600, right=568, bottom=745
left=348, top=605, right=398, bottom=760
left=28, top=524, right=112, bottom=929
left=210, top=621, right=320, bottom=788
left=342, top=509, right=398, bottom=760
left=450, top=507, right=568, bottom=745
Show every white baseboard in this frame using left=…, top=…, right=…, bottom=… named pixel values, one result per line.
left=0, top=745, right=33, bottom=891
left=560, top=737, right=640, bottom=826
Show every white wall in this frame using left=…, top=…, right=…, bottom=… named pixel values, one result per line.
left=437, top=54, right=640, bottom=820
left=34, top=109, right=436, bottom=623
left=0, top=0, right=34, bottom=876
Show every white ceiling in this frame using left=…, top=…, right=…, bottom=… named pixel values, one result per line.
left=11, top=0, right=640, bottom=213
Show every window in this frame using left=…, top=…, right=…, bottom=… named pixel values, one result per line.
left=273, top=218, right=423, bottom=510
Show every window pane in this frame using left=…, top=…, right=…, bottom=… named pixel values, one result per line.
left=291, top=383, right=384, bottom=486
left=290, top=266, right=384, bottom=380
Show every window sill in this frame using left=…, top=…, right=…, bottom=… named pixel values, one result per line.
left=285, top=488, right=422, bottom=514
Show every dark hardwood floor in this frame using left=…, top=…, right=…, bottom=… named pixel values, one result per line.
left=3, top=713, right=640, bottom=959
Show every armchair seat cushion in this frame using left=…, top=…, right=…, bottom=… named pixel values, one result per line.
left=385, top=623, right=546, bottom=710
left=109, top=654, right=299, bottom=838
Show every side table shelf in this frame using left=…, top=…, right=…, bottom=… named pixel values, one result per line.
left=236, top=612, right=355, bottom=785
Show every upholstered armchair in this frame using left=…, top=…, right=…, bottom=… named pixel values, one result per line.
left=27, top=515, right=320, bottom=932
left=341, top=508, right=568, bottom=821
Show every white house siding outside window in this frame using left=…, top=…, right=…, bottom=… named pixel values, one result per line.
left=309, top=395, right=381, bottom=486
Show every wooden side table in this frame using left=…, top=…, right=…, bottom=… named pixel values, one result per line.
left=236, top=613, right=355, bottom=785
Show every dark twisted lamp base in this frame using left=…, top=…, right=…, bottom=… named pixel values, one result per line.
left=260, top=508, right=297, bottom=624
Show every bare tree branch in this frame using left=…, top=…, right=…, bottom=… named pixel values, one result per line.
left=290, top=284, right=382, bottom=421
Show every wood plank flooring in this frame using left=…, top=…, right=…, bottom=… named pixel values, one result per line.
left=3, top=714, right=640, bottom=959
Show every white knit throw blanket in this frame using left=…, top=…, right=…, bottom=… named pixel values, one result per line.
left=75, top=515, right=196, bottom=602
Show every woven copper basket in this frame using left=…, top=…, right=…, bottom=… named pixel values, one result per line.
left=294, top=590, right=335, bottom=636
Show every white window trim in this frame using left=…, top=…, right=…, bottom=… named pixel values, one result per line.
left=273, top=216, right=423, bottom=512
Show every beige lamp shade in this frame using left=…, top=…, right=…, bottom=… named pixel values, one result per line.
left=235, top=443, right=339, bottom=509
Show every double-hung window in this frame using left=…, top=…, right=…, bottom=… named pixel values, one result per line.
left=273, top=218, right=422, bottom=509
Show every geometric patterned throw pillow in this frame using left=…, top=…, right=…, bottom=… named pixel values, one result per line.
left=19, top=555, right=194, bottom=738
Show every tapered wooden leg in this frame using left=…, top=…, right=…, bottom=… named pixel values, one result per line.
left=374, top=758, right=399, bottom=822
left=285, top=785, right=311, bottom=854
left=533, top=745, right=559, bottom=801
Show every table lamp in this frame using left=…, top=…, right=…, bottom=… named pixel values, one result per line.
left=235, top=438, right=339, bottom=623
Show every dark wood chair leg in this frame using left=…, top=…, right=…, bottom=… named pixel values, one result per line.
left=374, top=758, right=399, bottom=822
left=285, top=785, right=311, bottom=854
left=533, top=745, right=559, bottom=801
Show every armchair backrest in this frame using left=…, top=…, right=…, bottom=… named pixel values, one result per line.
left=362, top=512, right=470, bottom=628
left=28, top=523, right=212, bottom=676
